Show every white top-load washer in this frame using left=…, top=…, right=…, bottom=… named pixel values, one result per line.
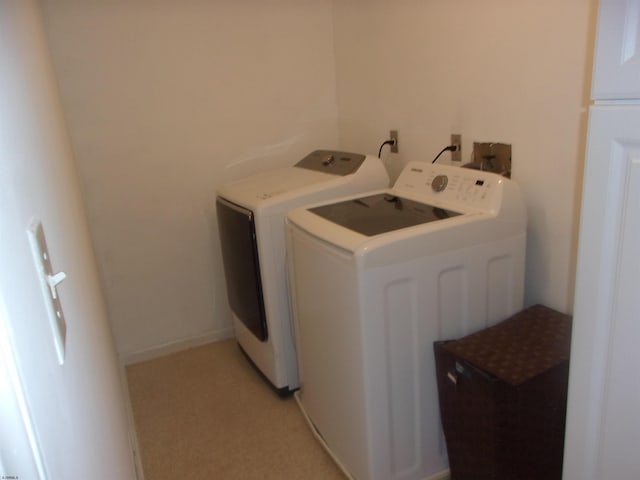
left=286, top=161, right=527, bottom=480
left=216, top=150, right=389, bottom=394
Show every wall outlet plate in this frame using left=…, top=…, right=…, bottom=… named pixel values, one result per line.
left=451, top=134, right=462, bottom=162
left=390, top=130, right=399, bottom=153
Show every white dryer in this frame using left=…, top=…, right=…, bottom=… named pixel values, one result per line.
left=286, top=162, right=527, bottom=480
left=216, top=150, right=389, bottom=394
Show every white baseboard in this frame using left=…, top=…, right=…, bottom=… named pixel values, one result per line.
left=120, top=327, right=235, bottom=365
left=118, top=364, right=146, bottom=480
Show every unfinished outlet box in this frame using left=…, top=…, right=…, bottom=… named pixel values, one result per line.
left=469, top=142, right=512, bottom=178
left=390, top=130, right=399, bottom=153
left=451, top=134, right=462, bottom=162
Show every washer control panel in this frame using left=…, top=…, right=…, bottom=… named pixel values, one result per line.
left=394, top=162, right=504, bottom=212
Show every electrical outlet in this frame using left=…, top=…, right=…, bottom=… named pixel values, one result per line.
left=390, top=130, right=399, bottom=153
left=451, top=134, right=461, bottom=162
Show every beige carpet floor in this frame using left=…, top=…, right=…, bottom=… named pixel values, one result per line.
left=126, top=339, right=345, bottom=480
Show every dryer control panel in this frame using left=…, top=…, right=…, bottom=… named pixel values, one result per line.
left=394, top=162, right=504, bottom=213
left=295, top=150, right=366, bottom=176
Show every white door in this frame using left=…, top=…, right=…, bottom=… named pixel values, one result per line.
left=591, top=0, right=640, bottom=99
left=562, top=105, right=640, bottom=479
left=0, top=2, right=139, bottom=478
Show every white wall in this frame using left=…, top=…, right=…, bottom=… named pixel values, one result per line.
left=332, top=0, right=597, bottom=313
left=0, top=1, right=137, bottom=478
left=40, top=0, right=596, bottom=363
left=40, top=0, right=340, bottom=361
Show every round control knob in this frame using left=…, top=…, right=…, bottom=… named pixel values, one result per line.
left=432, top=174, right=448, bottom=192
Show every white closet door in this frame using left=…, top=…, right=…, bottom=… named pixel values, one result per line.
left=563, top=105, right=640, bottom=480
left=592, top=0, right=640, bottom=99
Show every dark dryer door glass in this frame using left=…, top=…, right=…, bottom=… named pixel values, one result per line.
left=216, top=197, right=268, bottom=341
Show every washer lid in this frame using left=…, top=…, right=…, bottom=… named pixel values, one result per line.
left=308, top=193, right=462, bottom=236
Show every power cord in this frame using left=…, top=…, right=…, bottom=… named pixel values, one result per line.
left=378, top=138, right=397, bottom=158
left=431, top=145, right=459, bottom=164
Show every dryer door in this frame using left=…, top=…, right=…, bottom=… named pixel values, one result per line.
left=216, top=197, right=268, bottom=341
